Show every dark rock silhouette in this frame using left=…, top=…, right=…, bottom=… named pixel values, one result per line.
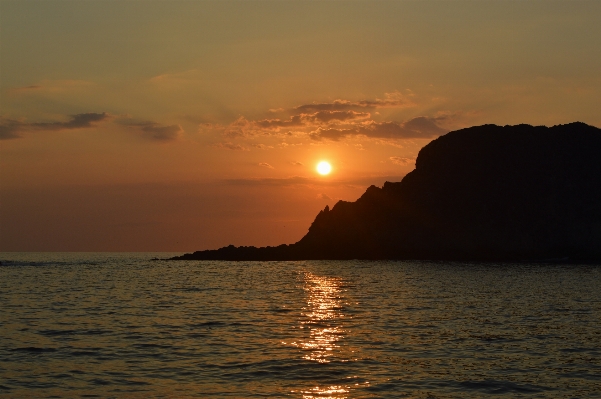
left=172, top=122, right=601, bottom=261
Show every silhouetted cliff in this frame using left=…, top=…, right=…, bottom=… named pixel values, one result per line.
left=172, top=122, right=601, bottom=261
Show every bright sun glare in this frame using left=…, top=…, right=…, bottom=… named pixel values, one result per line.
left=316, top=161, right=332, bottom=175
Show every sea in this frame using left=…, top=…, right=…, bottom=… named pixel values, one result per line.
left=1, top=253, right=600, bottom=398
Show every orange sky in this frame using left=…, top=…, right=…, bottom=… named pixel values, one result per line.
left=1, top=1, right=600, bottom=251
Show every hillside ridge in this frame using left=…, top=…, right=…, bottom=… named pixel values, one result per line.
left=171, top=122, right=601, bottom=261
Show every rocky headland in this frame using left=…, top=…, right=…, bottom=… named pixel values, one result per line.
left=171, top=122, right=601, bottom=261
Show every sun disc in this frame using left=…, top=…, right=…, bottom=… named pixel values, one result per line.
left=317, top=161, right=332, bottom=175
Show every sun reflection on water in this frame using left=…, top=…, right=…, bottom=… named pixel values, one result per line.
left=300, top=385, right=348, bottom=399
left=288, top=272, right=352, bottom=398
left=298, top=272, right=345, bottom=363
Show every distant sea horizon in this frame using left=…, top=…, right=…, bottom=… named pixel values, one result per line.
left=1, top=252, right=600, bottom=398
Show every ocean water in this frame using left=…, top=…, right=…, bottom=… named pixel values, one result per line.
left=1, top=253, right=600, bottom=398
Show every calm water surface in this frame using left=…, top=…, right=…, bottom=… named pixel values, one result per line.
left=1, top=253, right=600, bottom=398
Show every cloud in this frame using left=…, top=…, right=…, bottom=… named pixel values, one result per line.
left=8, top=80, right=94, bottom=94
left=402, top=116, right=448, bottom=136
left=0, top=119, right=23, bottom=140
left=317, top=193, right=332, bottom=200
left=253, top=144, right=273, bottom=149
left=375, top=140, right=405, bottom=148
left=291, top=161, right=304, bottom=166
left=0, top=113, right=108, bottom=139
left=141, top=124, right=182, bottom=141
left=30, top=113, right=108, bottom=131
left=255, top=115, right=304, bottom=130
left=309, top=116, right=448, bottom=141
left=223, top=116, right=253, bottom=138
left=200, top=118, right=254, bottom=138
left=390, top=156, right=415, bottom=166
left=215, top=142, right=248, bottom=150
left=206, top=92, right=418, bottom=138
left=259, top=162, right=274, bottom=169
left=10, top=85, right=42, bottom=92
left=121, top=120, right=182, bottom=141
left=294, top=91, right=413, bottom=112
left=252, top=111, right=367, bottom=131
left=310, top=128, right=356, bottom=141
left=215, top=110, right=374, bottom=138
left=204, top=92, right=451, bottom=145
left=306, top=110, right=370, bottom=123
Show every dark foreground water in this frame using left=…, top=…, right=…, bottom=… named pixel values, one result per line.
left=1, top=253, right=600, bottom=398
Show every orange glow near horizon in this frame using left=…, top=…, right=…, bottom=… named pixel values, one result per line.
left=2, top=2, right=599, bottom=251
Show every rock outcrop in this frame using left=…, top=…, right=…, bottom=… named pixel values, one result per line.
left=172, top=122, right=601, bottom=261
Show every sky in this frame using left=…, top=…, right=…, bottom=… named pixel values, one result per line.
left=1, top=0, right=600, bottom=251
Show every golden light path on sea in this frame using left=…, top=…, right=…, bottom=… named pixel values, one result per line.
left=301, top=272, right=343, bottom=363
left=296, top=272, right=350, bottom=398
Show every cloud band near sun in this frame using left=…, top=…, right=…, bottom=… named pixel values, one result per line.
left=206, top=92, right=451, bottom=143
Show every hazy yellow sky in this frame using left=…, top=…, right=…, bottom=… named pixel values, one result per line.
left=1, top=1, right=600, bottom=251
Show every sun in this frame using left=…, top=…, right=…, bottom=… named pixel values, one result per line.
left=316, top=161, right=332, bottom=175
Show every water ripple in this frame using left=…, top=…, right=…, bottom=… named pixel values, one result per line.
left=1, top=253, right=600, bottom=397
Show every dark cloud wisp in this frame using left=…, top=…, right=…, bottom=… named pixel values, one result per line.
left=31, top=113, right=108, bottom=131
left=0, top=113, right=108, bottom=140
left=294, top=92, right=412, bottom=112
left=0, top=119, right=23, bottom=140
left=309, top=117, right=448, bottom=141
left=216, top=142, right=248, bottom=150
left=120, top=120, right=183, bottom=141
left=139, top=123, right=182, bottom=141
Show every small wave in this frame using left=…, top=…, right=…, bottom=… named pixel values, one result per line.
left=177, top=286, right=217, bottom=292
left=39, top=329, right=79, bottom=337
left=456, top=379, right=551, bottom=394
left=70, top=350, right=101, bottom=357
left=187, top=321, right=226, bottom=328
left=80, top=329, right=111, bottom=336
left=132, top=343, right=173, bottom=349
left=115, top=379, right=151, bottom=386
left=270, top=306, right=294, bottom=313
left=11, top=347, right=57, bottom=353
left=468, top=334, right=517, bottom=342
left=0, top=260, right=100, bottom=267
